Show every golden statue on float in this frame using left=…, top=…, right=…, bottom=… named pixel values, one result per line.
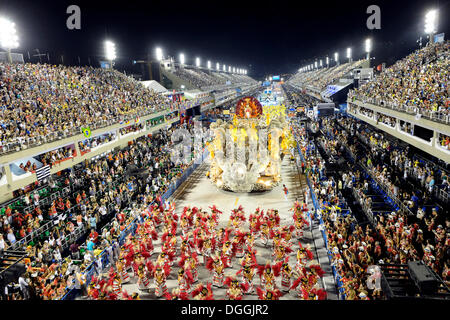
left=206, top=96, right=295, bottom=192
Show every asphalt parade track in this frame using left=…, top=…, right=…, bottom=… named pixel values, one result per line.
left=118, top=153, right=338, bottom=300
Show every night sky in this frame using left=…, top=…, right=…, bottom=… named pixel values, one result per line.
left=1, top=0, right=449, bottom=79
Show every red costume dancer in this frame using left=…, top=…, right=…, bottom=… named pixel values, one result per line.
left=307, top=264, right=325, bottom=288
left=240, top=249, right=257, bottom=268
left=137, top=264, right=151, bottom=291
left=232, top=230, right=247, bottom=258
left=110, top=272, right=123, bottom=300
left=237, top=264, right=257, bottom=294
left=187, top=252, right=199, bottom=282
left=180, top=235, right=194, bottom=256
left=222, top=240, right=234, bottom=268
left=290, top=276, right=309, bottom=299
left=116, top=258, right=130, bottom=284
left=281, top=225, right=295, bottom=245
left=280, top=260, right=293, bottom=292
left=177, top=255, right=195, bottom=292
left=292, top=202, right=309, bottom=239
left=255, top=286, right=282, bottom=300
left=176, top=269, right=190, bottom=300
left=306, top=288, right=327, bottom=300
left=202, top=237, right=215, bottom=265
left=223, top=277, right=248, bottom=300
left=257, top=261, right=282, bottom=291
left=249, top=211, right=262, bottom=238
left=230, top=206, right=246, bottom=229
left=273, top=241, right=293, bottom=263
left=266, top=209, right=280, bottom=228
left=260, top=221, right=270, bottom=247
left=291, top=264, right=325, bottom=299
left=245, top=233, right=255, bottom=251
left=295, top=244, right=313, bottom=273
left=206, top=254, right=226, bottom=287
left=193, top=227, right=205, bottom=256
left=191, top=282, right=214, bottom=300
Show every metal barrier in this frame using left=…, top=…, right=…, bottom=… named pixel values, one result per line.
left=349, top=97, right=450, bottom=125
left=292, top=128, right=346, bottom=300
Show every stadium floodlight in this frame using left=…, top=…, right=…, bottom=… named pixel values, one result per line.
left=223, top=64, right=226, bottom=72
left=233, top=67, right=236, bottom=73
left=326, top=56, right=329, bottom=66
left=216, top=62, right=220, bottom=70
left=207, top=60, right=211, bottom=69
left=346, top=47, right=352, bottom=62
left=314, top=61, right=318, bottom=69
left=320, top=59, right=323, bottom=67
left=0, top=17, right=19, bottom=63
left=334, top=52, right=339, bottom=65
left=104, top=40, right=116, bottom=68
left=425, top=9, right=438, bottom=40
left=195, top=57, right=200, bottom=67
left=179, top=53, right=185, bottom=65
left=365, top=38, right=372, bottom=59
left=228, top=66, right=231, bottom=72
left=155, top=47, right=163, bottom=61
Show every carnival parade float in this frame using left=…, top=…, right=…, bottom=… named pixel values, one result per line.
left=206, top=96, right=295, bottom=192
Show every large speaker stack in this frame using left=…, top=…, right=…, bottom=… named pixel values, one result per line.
left=407, top=261, right=440, bottom=294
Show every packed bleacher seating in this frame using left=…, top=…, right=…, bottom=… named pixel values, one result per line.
left=288, top=60, right=365, bottom=92
left=170, top=67, right=257, bottom=90
left=0, top=122, right=200, bottom=300
left=0, top=63, right=174, bottom=154
left=285, top=75, right=449, bottom=298
left=349, top=41, right=450, bottom=123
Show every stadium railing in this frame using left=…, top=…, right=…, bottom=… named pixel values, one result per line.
left=349, top=96, right=450, bottom=125
left=291, top=127, right=346, bottom=300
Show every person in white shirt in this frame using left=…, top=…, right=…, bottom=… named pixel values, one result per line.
left=18, top=275, right=29, bottom=300
left=0, top=234, right=7, bottom=252
left=7, top=228, right=16, bottom=245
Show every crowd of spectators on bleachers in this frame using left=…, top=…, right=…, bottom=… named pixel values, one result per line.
left=0, top=122, right=201, bottom=300
left=0, top=62, right=174, bottom=153
left=349, top=41, right=450, bottom=121
left=322, top=116, right=448, bottom=273
left=37, top=146, right=76, bottom=168
left=78, top=133, right=117, bottom=154
left=288, top=60, right=365, bottom=92
left=287, top=71, right=449, bottom=297
left=171, top=67, right=257, bottom=90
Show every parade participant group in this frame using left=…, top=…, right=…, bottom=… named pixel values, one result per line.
left=85, top=200, right=327, bottom=300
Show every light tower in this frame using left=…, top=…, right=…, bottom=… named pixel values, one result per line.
left=104, top=40, right=116, bottom=69
left=365, top=38, right=372, bottom=60
left=425, top=9, right=438, bottom=44
left=334, top=52, right=339, bottom=65
left=346, top=47, right=352, bottom=62
left=155, top=47, right=163, bottom=61
left=0, top=18, right=19, bottom=63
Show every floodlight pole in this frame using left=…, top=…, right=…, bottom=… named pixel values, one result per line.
left=6, top=48, right=12, bottom=64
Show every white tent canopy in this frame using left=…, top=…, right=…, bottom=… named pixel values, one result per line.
left=140, top=80, right=168, bottom=93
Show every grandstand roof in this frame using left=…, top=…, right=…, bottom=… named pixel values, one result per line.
left=140, top=80, right=168, bottom=93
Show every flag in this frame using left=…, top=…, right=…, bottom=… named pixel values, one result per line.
left=82, top=127, right=92, bottom=138
left=36, top=165, right=51, bottom=182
